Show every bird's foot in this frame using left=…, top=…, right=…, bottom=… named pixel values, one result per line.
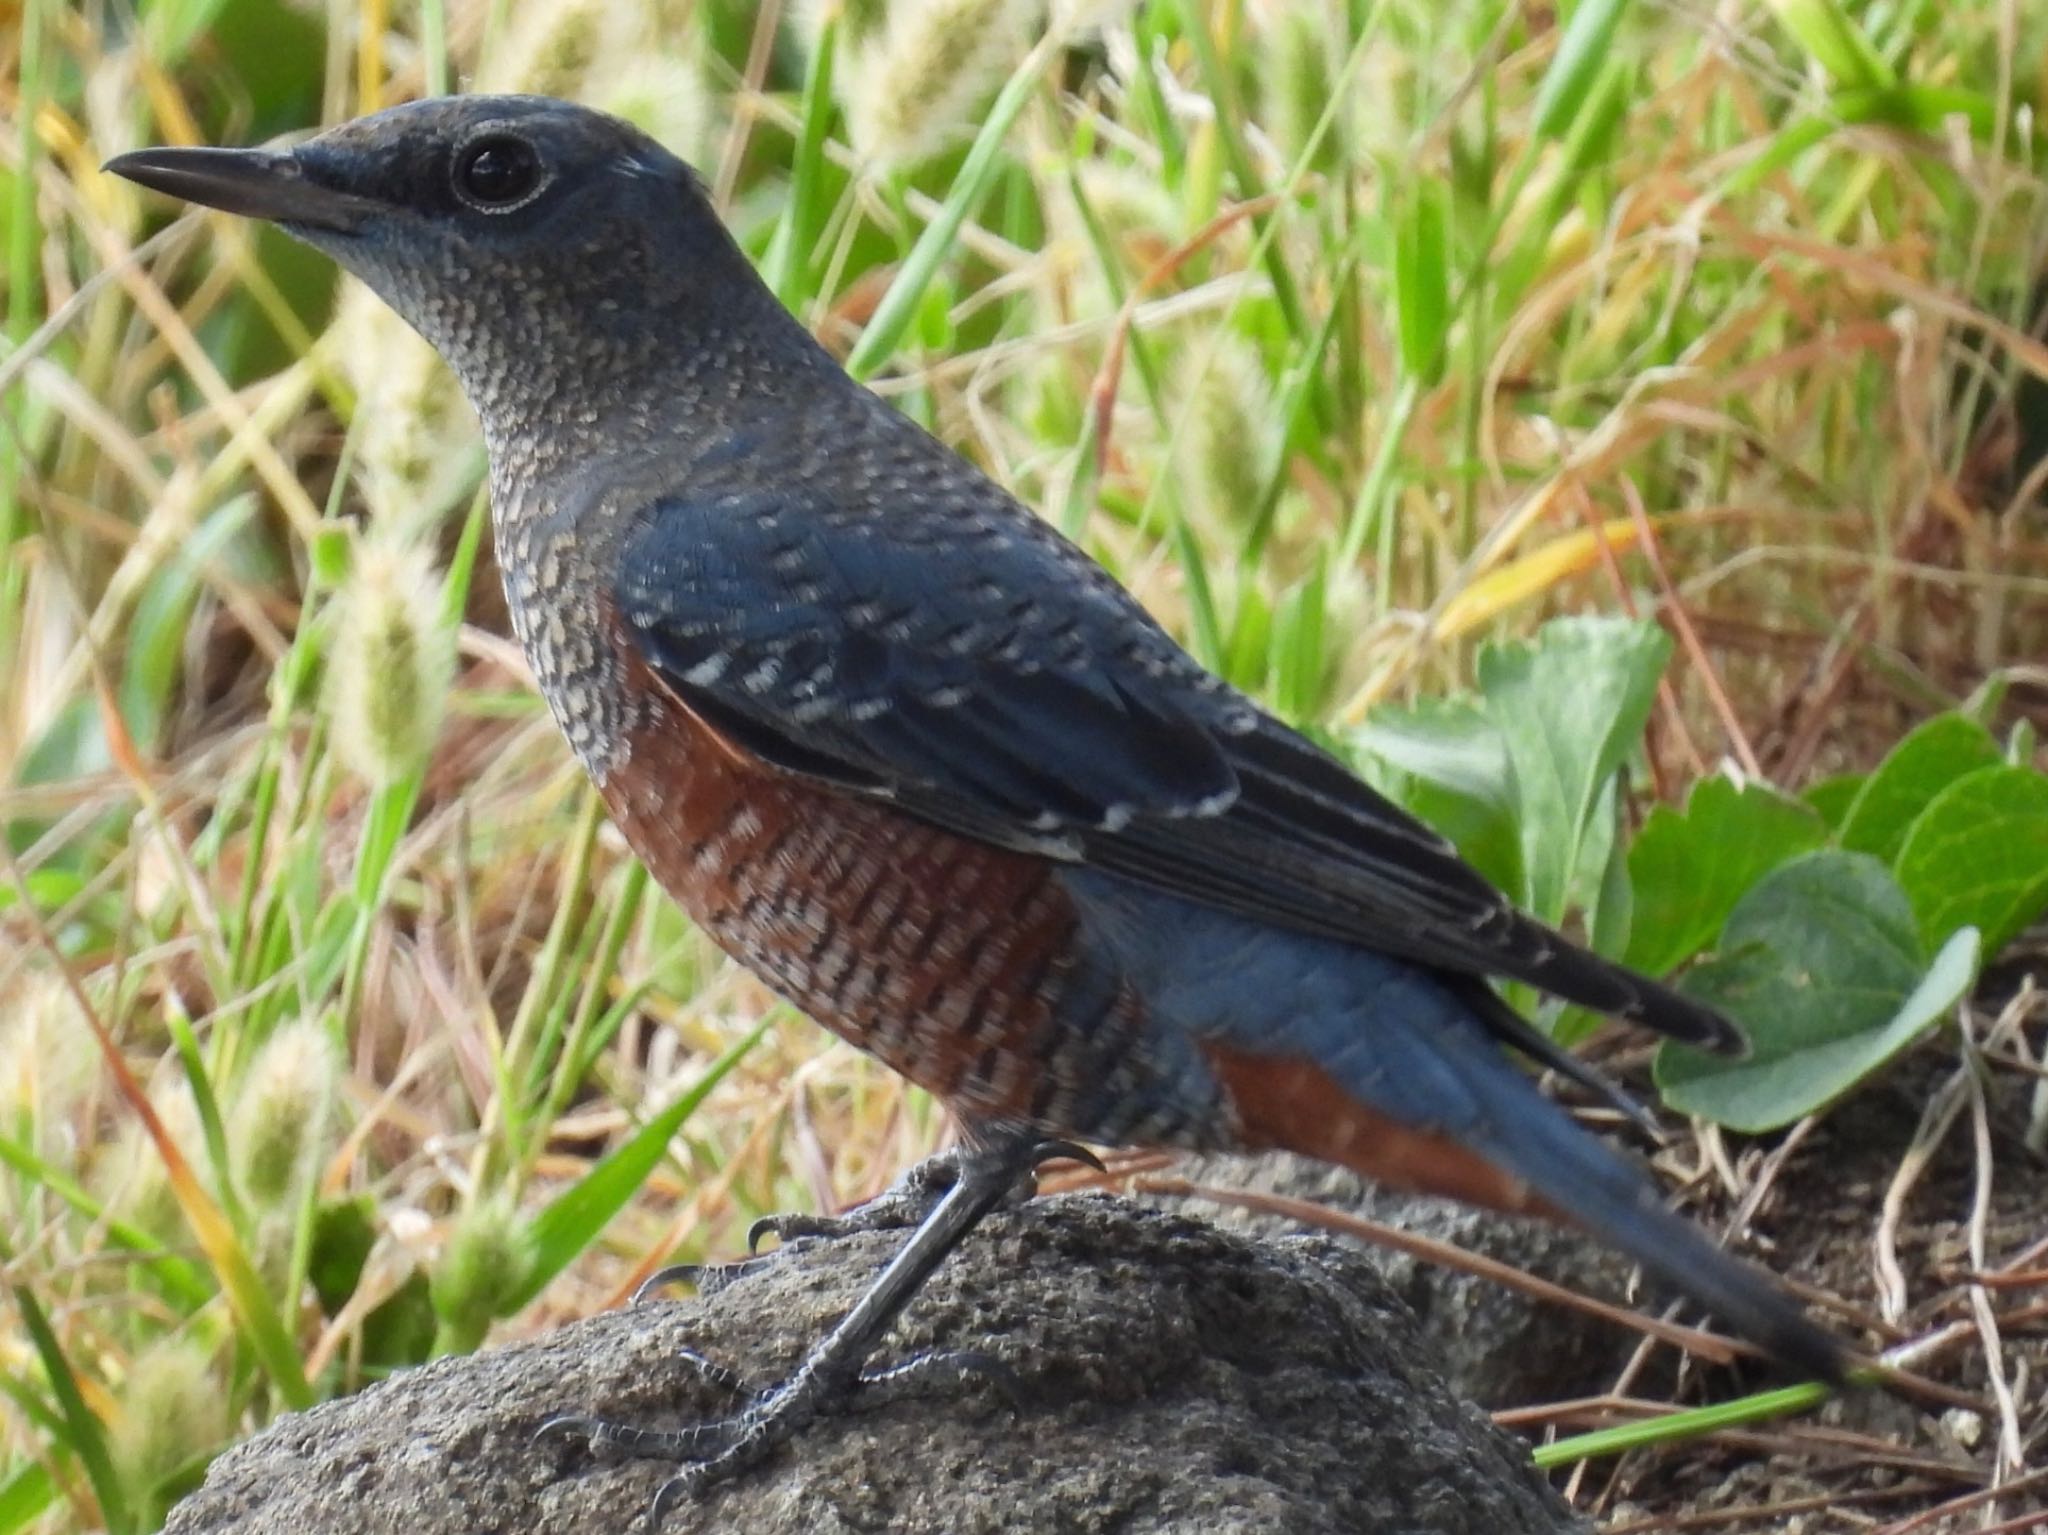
left=745, top=1138, right=1100, bottom=1255
left=539, top=1132, right=1070, bottom=1525
left=538, top=1343, right=1020, bottom=1522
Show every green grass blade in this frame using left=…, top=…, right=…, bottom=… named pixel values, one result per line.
left=0, top=1259, right=129, bottom=1535
left=1180, top=0, right=1308, bottom=339
left=0, top=1460, right=57, bottom=1533
left=508, top=1016, right=771, bottom=1311
left=845, top=35, right=1059, bottom=380
left=762, top=11, right=839, bottom=308
left=0, top=1134, right=213, bottom=1308
left=1767, top=0, right=1896, bottom=91
left=1531, top=1380, right=1833, bottom=1468
left=1531, top=0, right=1633, bottom=142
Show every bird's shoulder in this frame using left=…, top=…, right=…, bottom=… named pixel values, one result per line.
left=613, top=405, right=1245, bottom=720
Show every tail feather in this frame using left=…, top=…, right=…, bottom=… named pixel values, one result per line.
left=1434, top=1055, right=1847, bottom=1383
left=1061, top=867, right=1847, bottom=1382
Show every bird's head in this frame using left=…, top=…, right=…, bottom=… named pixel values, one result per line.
left=107, top=96, right=798, bottom=436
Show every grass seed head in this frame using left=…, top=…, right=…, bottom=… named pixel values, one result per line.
left=429, top=1193, right=537, bottom=1346
left=1179, top=332, right=1281, bottom=528
left=0, top=974, right=105, bottom=1162
left=230, top=1018, right=344, bottom=1209
left=98, top=1073, right=207, bottom=1245
left=335, top=284, right=475, bottom=539
left=842, top=0, right=1040, bottom=167
left=1254, top=4, right=1342, bottom=176
left=115, top=1336, right=228, bottom=1519
left=326, top=536, right=455, bottom=787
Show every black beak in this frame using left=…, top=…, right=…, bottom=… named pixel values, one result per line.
left=103, top=146, right=377, bottom=233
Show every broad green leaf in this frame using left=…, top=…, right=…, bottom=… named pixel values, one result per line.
left=1836, top=713, right=2001, bottom=863
left=1803, top=772, right=1864, bottom=832
left=0, top=1460, right=56, bottom=1532
left=1352, top=696, right=1513, bottom=807
left=1351, top=697, right=1522, bottom=898
left=1624, top=777, right=1827, bottom=978
left=1656, top=852, right=1978, bottom=1132
left=1551, top=815, right=1637, bottom=1048
left=1893, top=765, right=2048, bottom=958
left=1569, top=774, right=1621, bottom=920
left=1477, top=616, right=1671, bottom=923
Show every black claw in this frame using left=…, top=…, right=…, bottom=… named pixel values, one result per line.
left=646, top=1252, right=780, bottom=1300
left=1029, top=1138, right=1105, bottom=1175
left=534, top=1411, right=602, bottom=1447
left=649, top=1471, right=698, bottom=1525
left=633, top=1262, right=707, bottom=1304
left=747, top=1212, right=840, bottom=1252
left=537, top=1136, right=1046, bottom=1517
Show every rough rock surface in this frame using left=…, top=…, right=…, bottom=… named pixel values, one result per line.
left=166, top=1195, right=1581, bottom=1535
left=1169, top=1153, right=1640, bottom=1406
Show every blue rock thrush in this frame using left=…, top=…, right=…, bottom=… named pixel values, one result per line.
left=109, top=95, right=1848, bottom=1510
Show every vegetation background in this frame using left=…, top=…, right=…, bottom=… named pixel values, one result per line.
left=2, top=0, right=2045, bottom=1530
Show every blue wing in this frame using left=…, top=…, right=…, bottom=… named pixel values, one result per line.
left=614, top=483, right=1742, bottom=1060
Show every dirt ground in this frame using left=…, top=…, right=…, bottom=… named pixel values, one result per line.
left=1587, top=958, right=2048, bottom=1533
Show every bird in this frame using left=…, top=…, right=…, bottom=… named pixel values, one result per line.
left=109, top=94, right=1848, bottom=1507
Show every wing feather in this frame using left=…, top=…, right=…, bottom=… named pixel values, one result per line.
left=617, top=490, right=1743, bottom=1056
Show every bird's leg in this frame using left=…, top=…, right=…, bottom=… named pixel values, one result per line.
left=631, top=1150, right=998, bottom=1304
left=538, top=1133, right=1074, bottom=1519
left=744, top=1136, right=1099, bottom=1255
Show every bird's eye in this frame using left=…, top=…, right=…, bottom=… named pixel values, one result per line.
left=454, top=136, right=543, bottom=210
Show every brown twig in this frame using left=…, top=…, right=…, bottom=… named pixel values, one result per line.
left=1136, top=1175, right=1751, bottom=1367
left=1601, top=1482, right=1936, bottom=1534
left=1087, top=192, right=1286, bottom=477
left=1619, top=473, right=1763, bottom=778
left=1870, top=1464, right=2048, bottom=1535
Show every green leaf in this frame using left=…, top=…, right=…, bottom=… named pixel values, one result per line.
left=0, top=1264, right=129, bottom=1534
left=1765, top=0, right=1896, bottom=91
left=1351, top=697, right=1522, bottom=898
left=1656, top=852, right=1978, bottom=1132
left=1624, top=777, right=1827, bottom=978
left=1893, top=765, right=2048, bottom=959
left=1477, top=616, right=1671, bottom=923
left=845, top=40, right=1054, bottom=380
left=0, top=1459, right=56, bottom=1533
left=1836, top=713, right=2001, bottom=863
left=1803, top=772, right=1864, bottom=832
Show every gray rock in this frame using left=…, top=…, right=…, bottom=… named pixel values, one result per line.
left=166, top=1195, right=1581, bottom=1535
left=1167, top=1154, right=1639, bottom=1406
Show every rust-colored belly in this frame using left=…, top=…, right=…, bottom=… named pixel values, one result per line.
left=598, top=679, right=1124, bottom=1131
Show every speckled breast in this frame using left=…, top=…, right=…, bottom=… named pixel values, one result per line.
left=590, top=639, right=1201, bottom=1144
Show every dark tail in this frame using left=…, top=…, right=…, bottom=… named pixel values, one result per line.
left=1457, top=1055, right=1849, bottom=1384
